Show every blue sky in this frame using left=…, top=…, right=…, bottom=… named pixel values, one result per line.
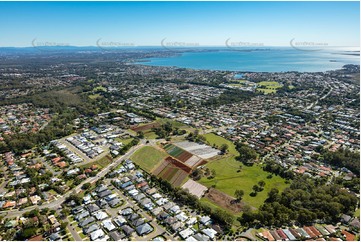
left=0, top=1, right=359, bottom=47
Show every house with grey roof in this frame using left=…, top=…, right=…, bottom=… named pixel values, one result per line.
left=136, top=223, right=153, bottom=236
left=83, top=223, right=99, bottom=235
left=75, top=211, right=89, bottom=221
left=108, top=231, right=126, bottom=241
left=108, top=198, right=121, bottom=207
left=132, top=218, right=146, bottom=227
left=121, top=224, right=135, bottom=236
left=79, top=217, right=95, bottom=227
left=86, top=203, right=100, bottom=214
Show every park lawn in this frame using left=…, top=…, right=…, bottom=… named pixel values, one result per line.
left=258, top=81, right=283, bottom=88
left=257, top=81, right=283, bottom=94
left=200, top=133, right=288, bottom=209
left=204, top=133, right=238, bottom=155
left=130, top=146, right=168, bottom=172
left=257, top=88, right=277, bottom=94
left=199, top=155, right=288, bottom=209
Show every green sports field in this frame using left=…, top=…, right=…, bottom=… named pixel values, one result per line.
left=256, top=81, right=283, bottom=94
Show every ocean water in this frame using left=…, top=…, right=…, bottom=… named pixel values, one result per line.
left=136, top=47, right=360, bottom=72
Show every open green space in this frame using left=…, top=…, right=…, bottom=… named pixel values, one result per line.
left=258, top=81, right=283, bottom=87
left=144, top=131, right=158, bottom=139
left=256, top=81, right=283, bottom=94
left=200, top=134, right=289, bottom=209
left=200, top=197, right=227, bottom=212
left=130, top=146, right=168, bottom=172
left=93, top=86, right=106, bottom=92
left=115, top=137, right=134, bottom=146
left=204, top=133, right=238, bottom=155
left=126, top=129, right=137, bottom=136
left=79, top=155, right=112, bottom=169
left=257, top=88, right=277, bottom=94
left=88, top=94, right=101, bottom=100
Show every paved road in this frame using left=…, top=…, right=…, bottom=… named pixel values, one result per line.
left=0, top=143, right=144, bottom=218
left=65, top=217, right=82, bottom=241
left=307, top=84, right=333, bottom=110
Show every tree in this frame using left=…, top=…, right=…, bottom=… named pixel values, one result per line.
left=137, top=131, right=144, bottom=139
left=236, top=143, right=258, bottom=164
left=18, top=227, right=37, bottom=240
left=81, top=182, right=91, bottom=190
left=235, top=189, right=245, bottom=202
left=258, top=180, right=266, bottom=189
left=210, top=169, right=216, bottom=179
left=60, top=222, right=69, bottom=230
left=267, top=188, right=279, bottom=202
left=252, top=184, right=260, bottom=193
left=220, top=144, right=229, bottom=154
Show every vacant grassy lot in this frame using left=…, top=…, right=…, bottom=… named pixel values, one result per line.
left=130, top=146, right=168, bottom=172
left=116, top=137, right=134, bottom=146
left=144, top=131, right=158, bottom=139
left=79, top=155, right=112, bottom=169
left=200, top=134, right=289, bottom=209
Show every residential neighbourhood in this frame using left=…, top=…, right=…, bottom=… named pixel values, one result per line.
left=0, top=44, right=359, bottom=241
